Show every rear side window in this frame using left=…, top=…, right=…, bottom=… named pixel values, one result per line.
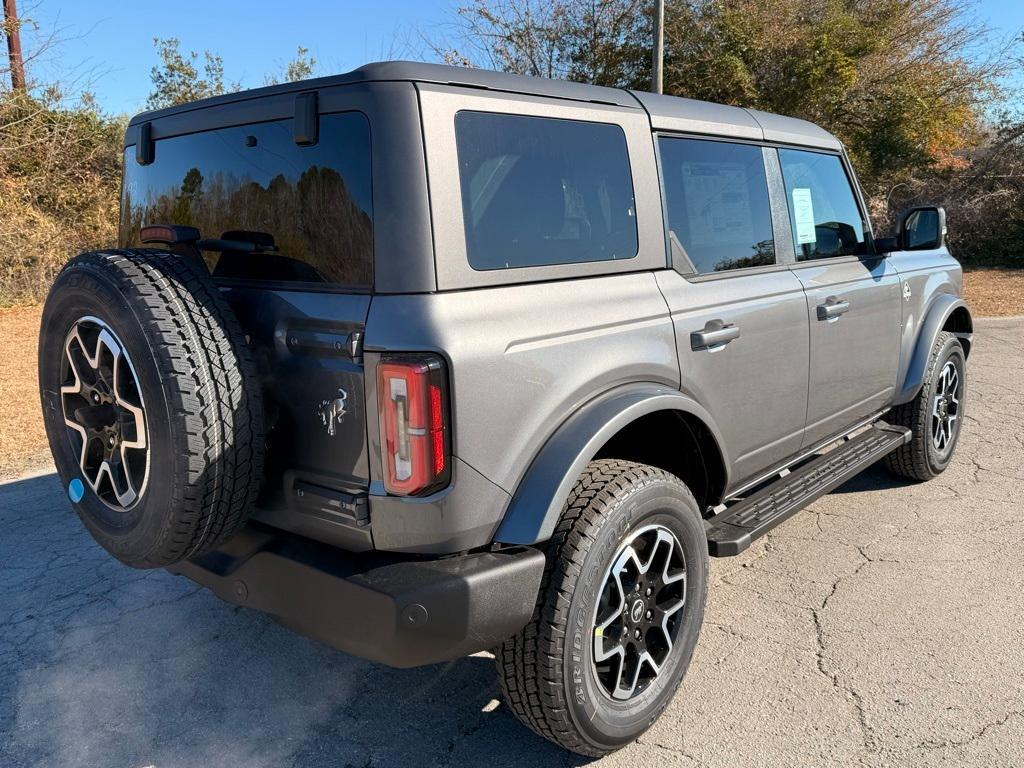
left=121, top=112, right=373, bottom=287
left=454, top=112, right=638, bottom=271
left=658, top=137, right=775, bottom=274
left=777, top=148, right=868, bottom=260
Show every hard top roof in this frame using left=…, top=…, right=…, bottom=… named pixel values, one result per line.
left=129, top=60, right=841, bottom=150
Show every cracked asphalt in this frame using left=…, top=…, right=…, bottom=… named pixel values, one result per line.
left=2, top=316, right=1022, bottom=768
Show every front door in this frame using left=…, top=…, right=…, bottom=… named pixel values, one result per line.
left=656, top=136, right=810, bottom=489
left=775, top=147, right=902, bottom=447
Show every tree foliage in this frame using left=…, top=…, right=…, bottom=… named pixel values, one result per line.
left=147, top=37, right=239, bottom=109
left=1, top=35, right=324, bottom=304
left=443, top=0, right=1009, bottom=191
left=0, top=89, right=124, bottom=304
left=438, top=0, right=651, bottom=87
left=663, top=0, right=1006, bottom=190
left=265, top=46, right=318, bottom=86
left=895, top=115, right=1024, bottom=265
left=440, top=0, right=1022, bottom=263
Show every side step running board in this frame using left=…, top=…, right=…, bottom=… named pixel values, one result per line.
left=706, top=422, right=911, bottom=557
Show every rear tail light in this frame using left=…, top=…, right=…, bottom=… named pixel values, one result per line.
left=377, top=355, right=451, bottom=496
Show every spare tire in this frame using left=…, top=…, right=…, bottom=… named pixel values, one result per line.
left=38, top=249, right=265, bottom=568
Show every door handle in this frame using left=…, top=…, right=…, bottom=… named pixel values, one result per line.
left=816, top=297, right=851, bottom=321
left=691, top=320, right=740, bottom=350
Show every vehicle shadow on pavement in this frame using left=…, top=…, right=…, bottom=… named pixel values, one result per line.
left=0, top=473, right=591, bottom=768
left=831, top=464, right=908, bottom=494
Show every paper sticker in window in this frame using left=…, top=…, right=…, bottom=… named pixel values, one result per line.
left=791, top=187, right=816, bottom=245
left=681, top=162, right=754, bottom=247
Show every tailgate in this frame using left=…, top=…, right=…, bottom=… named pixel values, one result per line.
left=223, top=286, right=375, bottom=550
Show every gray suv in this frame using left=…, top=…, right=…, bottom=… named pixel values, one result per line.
left=38, top=62, right=973, bottom=756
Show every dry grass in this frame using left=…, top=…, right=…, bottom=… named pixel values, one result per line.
left=0, top=304, right=50, bottom=480
left=963, top=268, right=1024, bottom=317
left=0, top=268, right=1019, bottom=480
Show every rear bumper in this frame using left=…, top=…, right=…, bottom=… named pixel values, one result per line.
left=168, top=525, right=545, bottom=668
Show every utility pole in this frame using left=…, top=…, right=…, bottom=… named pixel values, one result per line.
left=652, top=0, right=664, bottom=94
left=3, top=0, right=26, bottom=92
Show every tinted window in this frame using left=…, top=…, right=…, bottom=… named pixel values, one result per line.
left=658, top=137, right=775, bottom=274
left=455, top=112, right=638, bottom=270
left=121, top=112, right=373, bottom=286
left=778, top=148, right=867, bottom=261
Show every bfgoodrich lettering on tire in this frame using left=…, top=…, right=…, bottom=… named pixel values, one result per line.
left=496, top=459, right=708, bottom=756
left=39, top=249, right=265, bottom=568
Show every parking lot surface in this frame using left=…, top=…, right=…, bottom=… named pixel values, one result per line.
left=2, top=316, right=1022, bottom=767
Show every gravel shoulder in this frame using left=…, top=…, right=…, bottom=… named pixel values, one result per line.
left=0, top=305, right=49, bottom=481
left=1, top=316, right=1022, bottom=767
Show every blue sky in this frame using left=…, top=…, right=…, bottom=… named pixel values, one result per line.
left=19, top=0, right=1024, bottom=116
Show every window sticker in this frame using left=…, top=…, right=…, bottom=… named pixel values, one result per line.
left=681, top=162, right=754, bottom=247
left=791, top=187, right=817, bottom=244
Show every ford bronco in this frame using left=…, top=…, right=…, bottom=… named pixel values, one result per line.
left=38, top=62, right=972, bottom=756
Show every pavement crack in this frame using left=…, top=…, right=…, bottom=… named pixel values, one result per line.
left=812, top=607, right=878, bottom=755
left=637, top=738, right=707, bottom=766
left=917, top=709, right=1024, bottom=750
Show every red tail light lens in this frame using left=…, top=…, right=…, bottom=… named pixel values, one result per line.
left=378, top=355, right=450, bottom=496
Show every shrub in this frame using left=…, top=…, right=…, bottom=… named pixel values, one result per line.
left=0, top=90, right=124, bottom=305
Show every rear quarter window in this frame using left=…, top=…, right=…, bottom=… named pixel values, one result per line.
left=121, top=111, right=373, bottom=287
left=454, top=111, right=638, bottom=271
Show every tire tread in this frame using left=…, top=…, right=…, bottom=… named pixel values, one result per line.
left=54, top=248, right=264, bottom=566
left=496, top=459, right=697, bottom=756
left=885, top=330, right=960, bottom=481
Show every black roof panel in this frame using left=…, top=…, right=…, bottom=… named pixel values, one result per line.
left=128, top=60, right=639, bottom=126
left=128, top=60, right=841, bottom=149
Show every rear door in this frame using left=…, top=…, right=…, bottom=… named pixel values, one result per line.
left=655, top=136, right=810, bottom=488
left=775, top=148, right=902, bottom=447
left=122, top=98, right=380, bottom=547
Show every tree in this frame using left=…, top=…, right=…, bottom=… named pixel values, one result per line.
left=265, top=45, right=317, bottom=85
left=438, top=0, right=1013, bottom=193
left=435, top=0, right=651, bottom=88
left=147, top=37, right=238, bottom=109
left=661, top=0, right=1008, bottom=191
left=0, top=86, right=124, bottom=303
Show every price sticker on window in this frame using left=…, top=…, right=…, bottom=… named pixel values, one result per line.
left=791, top=188, right=817, bottom=245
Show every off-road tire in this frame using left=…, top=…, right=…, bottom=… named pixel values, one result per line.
left=496, top=459, right=708, bottom=756
left=39, top=248, right=264, bottom=568
left=884, top=331, right=965, bottom=481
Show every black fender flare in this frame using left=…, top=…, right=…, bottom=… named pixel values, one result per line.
left=493, top=383, right=729, bottom=545
left=895, top=294, right=973, bottom=405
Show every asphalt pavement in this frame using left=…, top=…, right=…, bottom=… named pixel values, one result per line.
left=2, top=316, right=1022, bottom=768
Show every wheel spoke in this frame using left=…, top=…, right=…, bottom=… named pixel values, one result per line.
left=59, top=318, right=149, bottom=511
left=594, top=633, right=626, bottom=664
left=619, top=652, right=660, bottom=699
left=596, top=567, right=627, bottom=634
left=945, top=365, right=958, bottom=394
left=592, top=524, right=688, bottom=701
left=113, top=352, right=147, bottom=451
left=929, top=361, right=964, bottom=454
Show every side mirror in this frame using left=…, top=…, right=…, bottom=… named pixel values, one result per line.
left=873, top=236, right=899, bottom=254
left=898, top=206, right=946, bottom=251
